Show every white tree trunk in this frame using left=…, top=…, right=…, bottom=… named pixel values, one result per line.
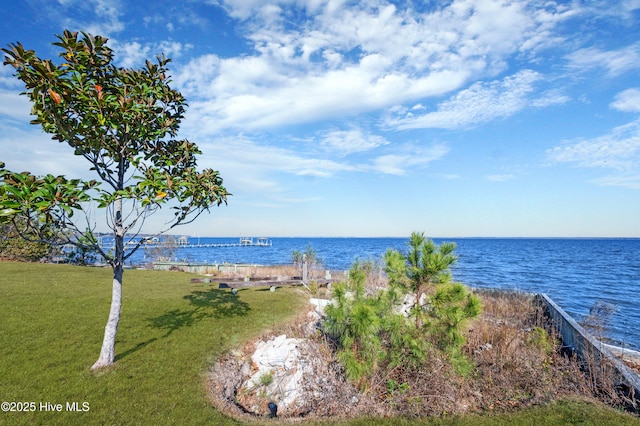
left=91, top=195, right=125, bottom=370
left=91, top=265, right=123, bottom=370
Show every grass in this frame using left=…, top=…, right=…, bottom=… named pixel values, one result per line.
left=331, top=399, right=640, bottom=425
left=0, top=261, right=307, bottom=425
left=1, top=262, right=639, bottom=425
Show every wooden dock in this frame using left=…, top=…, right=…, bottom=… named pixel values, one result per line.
left=190, top=276, right=339, bottom=288
left=99, top=237, right=273, bottom=250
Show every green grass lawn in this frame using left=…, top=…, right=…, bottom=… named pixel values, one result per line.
left=0, top=262, right=307, bottom=425
left=1, top=262, right=638, bottom=426
left=333, top=399, right=640, bottom=426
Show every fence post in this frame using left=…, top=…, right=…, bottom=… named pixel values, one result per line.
left=302, top=254, right=308, bottom=283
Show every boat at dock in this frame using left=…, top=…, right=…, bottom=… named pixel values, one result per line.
left=239, top=237, right=272, bottom=247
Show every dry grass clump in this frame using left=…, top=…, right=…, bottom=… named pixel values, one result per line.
left=207, top=288, right=634, bottom=421
left=215, top=264, right=347, bottom=283
left=356, top=289, right=583, bottom=417
left=464, top=290, right=583, bottom=410
left=578, top=347, right=635, bottom=408
left=213, top=264, right=298, bottom=280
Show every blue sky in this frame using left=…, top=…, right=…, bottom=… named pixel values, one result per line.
left=1, top=0, right=639, bottom=237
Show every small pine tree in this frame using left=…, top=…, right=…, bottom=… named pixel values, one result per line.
left=325, top=233, right=482, bottom=385
left=324, top=261, right=388, bottom=386
left=384, top=232, right=482, bottom=373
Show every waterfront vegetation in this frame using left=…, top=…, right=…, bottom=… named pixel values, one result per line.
left=1, top=261, right=639, bottom=425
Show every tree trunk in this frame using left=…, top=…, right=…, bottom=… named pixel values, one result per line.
left=91, top=195, right=125, bottom=370
left=415, top=284, right=425, bottom=329
left=91, top=264, right=123, bottom=370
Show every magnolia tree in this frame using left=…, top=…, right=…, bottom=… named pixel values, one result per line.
left=0, top=31, right=229, bottom=369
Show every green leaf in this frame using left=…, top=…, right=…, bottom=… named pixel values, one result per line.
left=0, top=208, right=18, bottom=217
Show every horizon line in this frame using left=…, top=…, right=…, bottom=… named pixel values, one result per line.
left=98, top=233, right=640, bottom=240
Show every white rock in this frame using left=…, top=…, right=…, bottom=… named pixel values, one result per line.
left=251, top=335, right=301, bottom=371
left=239, top=334, right=323, bottom=414
left=395, top=293, right=427, bottom=317
left=310, top=298, right=332, bottom=316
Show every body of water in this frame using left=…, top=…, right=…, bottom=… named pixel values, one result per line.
left=121, top=236, right=639, bottom=351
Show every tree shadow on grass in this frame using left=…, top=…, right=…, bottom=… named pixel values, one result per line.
left=150, top=288, right=251, bottom=338
left=116, top=289, right=250, bottom=361
left=114, top=337, right=158, bottom=362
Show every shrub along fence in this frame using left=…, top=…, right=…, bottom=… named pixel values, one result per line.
left=537, top=293, right=639, bottom=412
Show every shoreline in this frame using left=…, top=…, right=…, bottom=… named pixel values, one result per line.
left=603, top=343, right=640, bottom=366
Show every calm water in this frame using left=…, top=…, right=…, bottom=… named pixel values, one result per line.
left=124, top=237, right=640, bottom=350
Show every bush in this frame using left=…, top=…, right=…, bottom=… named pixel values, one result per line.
left=324, top=261, right=387, bottom=385
left=0, top=222, right=57, bottom=262
left=325, top=233, right=483, bottom=387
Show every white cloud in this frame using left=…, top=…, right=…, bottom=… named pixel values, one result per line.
left=371, top=154, right=410, bottom=175
left=591, top=174, right=640, bottom=189
left=173, top=0, right=576, bottom=132
left=319, top=129, right=389, bottom=155
left=182, top=64, right=469, bottom=132
left=91, top=0, right=125, bottom=32
left=0, top=91, right=32, bottom=122
left=158, top=41, right=192, bottom=60
left=624, top=0, right=640, bottom=11
left=111, top=40, right=193, bottom=68
left=547, top=119, right=640, bottom=188
left=386, top=70, right=541, bottom=130
left=112, top=41, right=150, bottom=68
left=531, top=90, right=571, bottom=108
left=199, top=134, right=356, bottom=180
left=583, top=0, right=640, bottom=20
left=144, top=9, right=209, bottom=32
left=220, top=0, right=571, bottom=66
left=60, top=0, right=126, bottom=36
left=611, top=88, right=640, bottom=112
left=0, top=66, right=22, bottom=89
left=566, top=43, right=640, bottom=77
left=0, top=124, right=92, bottom=178
left=195, top=134, right=446, bottom=194
left=370, top=143, right=450, bottom=175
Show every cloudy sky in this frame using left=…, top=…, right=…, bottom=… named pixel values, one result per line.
left=1, top=0, right=639, bottom=237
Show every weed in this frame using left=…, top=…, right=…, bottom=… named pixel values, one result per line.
left=259, top=370, right=274, bottom=387
left=308, top=280, right=319, bottom=296
left=528, top=326, right=555, bottom=356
